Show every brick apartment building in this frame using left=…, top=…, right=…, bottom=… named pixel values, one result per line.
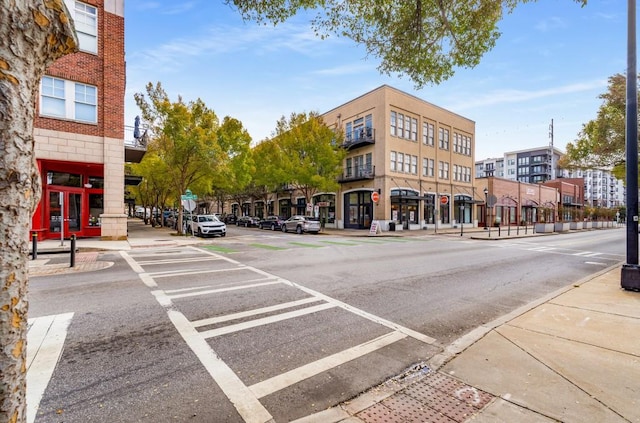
left=31, top=0, right=127, bottom=240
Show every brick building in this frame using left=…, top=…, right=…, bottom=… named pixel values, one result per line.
left=31, top=0, right=127, bottom=240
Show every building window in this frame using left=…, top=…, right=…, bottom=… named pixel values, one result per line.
left=411, top=118, right=418, bottom=141
left=390, top=112, right=397, bottom=136
left=411, top=155, right=417, bottom=174
left=397, top=152, right=404, bottom=172
left=438, top=128, right=449, bottom=150
left=40, top=76, right=65, bottom=118
left=422, top=158, right=434, bottom=177
left=438, top=161, right=449, bottom=179
left=423, top=122, right=434, bottom=146
left=40, top=76, right=97, bottom=123
left=65, top=0, right=98, bottom=54
left=390, top=151, right=397, bottom=171
left=404, top=154, right=410, bottom=173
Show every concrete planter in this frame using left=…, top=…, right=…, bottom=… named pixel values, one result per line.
left=554, top=222, right=571, bottom=232
left=535, top=223, right=555, bottom=233
left=583, top=221, right=593, bottom=229
left=570, top=221, right=583, bottom=230
left=593, top=221, right=602, bottom=229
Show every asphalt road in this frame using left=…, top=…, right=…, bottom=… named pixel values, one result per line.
left=28, top=227, right=624, bottom=423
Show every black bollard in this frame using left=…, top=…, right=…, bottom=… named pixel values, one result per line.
left=32, top=232, right=37, bottom=260
left=70, top=234, right=76, bottom=268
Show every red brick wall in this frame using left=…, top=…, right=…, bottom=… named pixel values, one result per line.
left=34, top=0, right=125, bottom=139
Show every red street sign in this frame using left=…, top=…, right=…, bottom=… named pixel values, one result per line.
left=371, top=191, right=380, bottom=202
left=440, top=196, right=449, bottom=205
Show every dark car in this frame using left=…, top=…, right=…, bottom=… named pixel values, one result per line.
left=258, top=215, right=285, bottom=231
left=236, top=216, right=260, bottom=227
left=222, top=214, right=237, bottom=224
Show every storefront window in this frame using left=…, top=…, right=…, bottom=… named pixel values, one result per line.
left=47, top=171, right=81, bottom=187
left=88, top=193, right=103, bottom=226
left=87, top=176, right=104, bottom=189
left=424, top=194, right=435, bottom=224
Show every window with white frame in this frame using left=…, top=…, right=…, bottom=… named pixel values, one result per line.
left=397, top=113, right=404, bottom=137
left=404, top=154, right=411, bottom=173
left=411, top=155, right=417, bottom=174
left=390, top=112, right=397, bottom=136
left=390, top=151, right=397, bottom=171
left=438, top=161, right=449, bottom=179
left=397, top=152, right=404, bottom=172
left=438, top=127, right=449, bottom=150
left=65, top=0, right=98, bottom=54
left=40, top=76, right=97, bottom=123
left=411, top=118, right=417, bottom=141
left=423, top=122, right=434, bottom=146
left=404, top=115, right=411, bottom=139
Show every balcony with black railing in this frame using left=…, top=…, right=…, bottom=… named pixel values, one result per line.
left=342, top=127, right=375, bottom=150
left=338, top=165, right=375, bottom=183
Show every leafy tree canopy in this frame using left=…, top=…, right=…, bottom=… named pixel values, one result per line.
left=230, top=0, right=587, bottom=86
left=560, top=73, right=633, bottom=180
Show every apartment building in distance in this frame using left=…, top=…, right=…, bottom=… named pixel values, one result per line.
left=567, top=168, right=625, bottom=208
left=475, top=157, right=504, bottom=178
left=319, top=85, right=479, bottom=231
left=31, top=0, right=131, bottom=240
left=503, top=146, right=565, bottom=184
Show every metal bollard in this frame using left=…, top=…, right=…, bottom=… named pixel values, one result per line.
left=70, top=234, right=76, bottom=268
left=32, top=232, right=37, bottom=260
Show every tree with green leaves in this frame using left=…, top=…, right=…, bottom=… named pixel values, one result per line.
left=272, top=112, right=346, bottom=209
left=135, top=82, right=224, bottom=234
left=560, top=73, right=633, bottom=180
left=231, top=0, right=587, bottom=86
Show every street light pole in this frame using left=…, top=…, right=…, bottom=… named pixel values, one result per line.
left=460, top=202, right=464, bottom=236
left=484, top=187, right=490, bottom=238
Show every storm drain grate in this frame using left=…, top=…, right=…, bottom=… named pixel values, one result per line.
left=423, top=372, right=494, bottom=410
left=404, top=382, right=477, bottom=421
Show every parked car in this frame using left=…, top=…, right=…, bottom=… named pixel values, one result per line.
left=281, top=215, right=321, bottom=234
left=236, top=216, right=260, bottom=227
left=222, top=214, right=237, bottom=224
left=258, top=215, right=285, bottom=231
left=189, top=214, right=226, bottom=237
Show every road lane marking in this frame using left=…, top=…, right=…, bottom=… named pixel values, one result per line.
left=249, top=331, right=407, bottom=399
left=27, top=312, right=74, bottom=423
left=150, top=266, right=246, bottom=278
left=585, top=261, right=608, bottom=266
left=192, top=297, right=323, bottom=327
left=152, top=291, right=274, bottom=423
left=199, top=303, right=336, bottom=338
left=167, top=280, right=281, bottom=300
left=120, top=250, right=144, bottom=273
left=136, top=256, right=223, bottom=266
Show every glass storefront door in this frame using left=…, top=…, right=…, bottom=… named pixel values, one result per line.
left=49, top=190, right=82, bottom=238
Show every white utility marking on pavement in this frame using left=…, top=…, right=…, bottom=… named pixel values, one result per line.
left=167, top=280, right=281, bottom=300
left=27, top=312, right=74, bottom=423
left=195, top=248, right=437, bottom=345
left=150, top=266, right=246, bottom=278
left=139, top=273, right=157, bottom=288
left=120, top=251, right=144, bottom=273
left=193, top=297, right=323, bottom=328
left=136, top=256, right=222, bottom=266
left=585, top=261, right=608, bottom=266
left=249, top=331, right=407, bottom=399
left=152, top=291, right=274, bottom=423
left=200, top=303, right=336, bottom=338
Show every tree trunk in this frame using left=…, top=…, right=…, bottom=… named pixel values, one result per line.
left=0, top=2, right=76, bottom=421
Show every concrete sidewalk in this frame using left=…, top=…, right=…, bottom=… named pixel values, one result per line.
left=27, top=219, right=640, bottom=422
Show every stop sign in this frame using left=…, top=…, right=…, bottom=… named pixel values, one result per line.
left=440, top=196, right=449, bottom=205
left=371, top=191, right=380, bottom=202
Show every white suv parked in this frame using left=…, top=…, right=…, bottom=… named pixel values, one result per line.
left=190, top=214, right=226, bottom=237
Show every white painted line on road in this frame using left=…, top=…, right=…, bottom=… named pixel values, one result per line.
left=585, top=261, right=608, bottom=266
left=152, top=291, right=274, bottom=423
left=585, top=252, right=602, bottom=257
left=150, top=266, right=246, bottom=278
left=120, top=251, right=144, bottom=273
left=200, top=303, right=336, bottom=338
left=136, top=256, right=223, bottom=266
left=168, top=280, right=281, bottom=300
left=249, top=331, right=407, bottom=399
left=139, top=273, right=157, bottom=288
left=193, top=297, right=323, bottom=328
left=572, top=251, right=593, bottom=256
left=194, top=248, right=438, bottom=345
left=27, top=312, right=74, bottom=423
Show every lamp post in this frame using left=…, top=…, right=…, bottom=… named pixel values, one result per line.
left=484, top=187, right=490, bottom=238
left=459, top=201, right=464, bottom=236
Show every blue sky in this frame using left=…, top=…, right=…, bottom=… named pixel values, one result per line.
left=125, top=1, right=626, bottom=160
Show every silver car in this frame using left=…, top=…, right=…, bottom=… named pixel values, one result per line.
left=281, top=215, right=321, bottom=234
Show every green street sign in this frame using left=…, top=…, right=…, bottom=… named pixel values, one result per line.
left=181, top=189, right=197, bottom=201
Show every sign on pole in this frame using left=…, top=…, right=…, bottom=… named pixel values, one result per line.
left=440, top=195, right=449, bottom=205
left=371, top=191, right=380, bottom=203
